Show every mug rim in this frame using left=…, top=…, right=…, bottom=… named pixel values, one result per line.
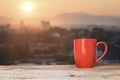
left=74, top=38, right=96, bottom=40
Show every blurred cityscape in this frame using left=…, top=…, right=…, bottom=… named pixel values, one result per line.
left=0, top=19, right=120, bottom=65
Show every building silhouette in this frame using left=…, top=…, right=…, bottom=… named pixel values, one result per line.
left=40, top=20, right=51, bottom=30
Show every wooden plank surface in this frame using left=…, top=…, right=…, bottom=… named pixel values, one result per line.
left=0, top=64, right=119, bottom=80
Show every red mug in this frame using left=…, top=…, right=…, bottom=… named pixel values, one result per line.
left=74, top=38, right=108, bottom=68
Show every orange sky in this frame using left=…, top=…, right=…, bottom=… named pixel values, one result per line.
left=0, top=0, right=120, bottom=19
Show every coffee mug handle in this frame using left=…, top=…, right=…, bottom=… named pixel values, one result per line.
left=96, top=42, right=108, bottom=63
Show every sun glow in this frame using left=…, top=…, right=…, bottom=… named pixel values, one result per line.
left=22, top=2, right=33, bottom=12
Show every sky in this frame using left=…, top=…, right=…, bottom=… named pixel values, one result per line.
left=0, top=0, right=120, bottom=20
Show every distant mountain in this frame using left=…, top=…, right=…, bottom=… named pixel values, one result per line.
left=51, top=13, right=120, bottom=26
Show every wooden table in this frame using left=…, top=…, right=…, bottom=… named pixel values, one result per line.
left=0, top=64, right=119, bottom=80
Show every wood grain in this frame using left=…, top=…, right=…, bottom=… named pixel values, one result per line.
left=0, top=64, right=119, bottom=80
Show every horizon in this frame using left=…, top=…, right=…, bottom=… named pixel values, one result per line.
left=1, top=12, right=120, bottom=19
left=1, top=12, right=120, bottom=28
